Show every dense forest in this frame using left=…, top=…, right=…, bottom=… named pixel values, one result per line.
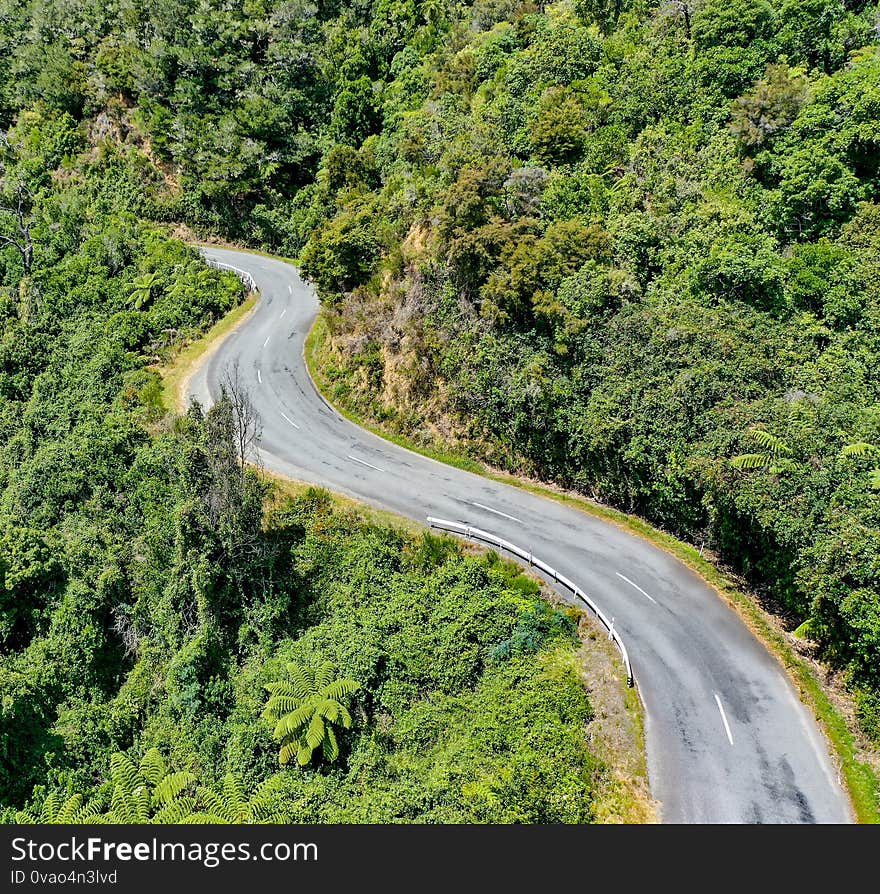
left=0, top=0, right=878, bottom=818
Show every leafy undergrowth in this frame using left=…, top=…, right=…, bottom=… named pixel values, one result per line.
left=9, top=488, right=648, bottom=824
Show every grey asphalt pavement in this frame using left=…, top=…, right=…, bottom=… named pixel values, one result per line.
left=188, top=246, right=852, bottom=824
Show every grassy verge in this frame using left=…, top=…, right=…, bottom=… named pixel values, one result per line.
left=307, top=309, right=879, bottom=824
left=572, top=606, right=657, bottom=823
left=157, top=293, right=257, bottom=412
left=262, top=468, right=426, bottom=536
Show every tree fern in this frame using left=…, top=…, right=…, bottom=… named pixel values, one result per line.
left=98, top=749, right=196, bottom=823
left=262, top=661, right=360, bottom=767
left=192, top=773, right=287, bottom=823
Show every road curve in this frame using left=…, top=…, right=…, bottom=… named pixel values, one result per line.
left=188, top=246, right=851, bottom=824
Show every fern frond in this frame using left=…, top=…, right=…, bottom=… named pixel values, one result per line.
left=322, top=726, right=339, bottom=762
left=316, top=699, right=352, bottom=729
left=55, top=794, right=93, bottom=823
left=39, top=791, right=63, bottom=821
left=841, top=441, right=880, bottom=457
left=109, top=753, right=141, bottom=793
left=730, top=453, right=772, bottom=470
left=197, top=787, right=229, bottom=820
left=264, top=680, right=297, bottom=698
left=273, top=704, right=312, bottom=739
left=317, top=699, right=339, bottom=723
left=320, top=679, right=360, bottom=700
left=153, top=771, right=197, bottom=807
left=139, top=748, right=167, bottom=786
left=263, top=694, right=301, bottom=717
left=296, top=740, right=314, bottom=766
left=134, top=785, right=151, bottom=821
left=278, top=741, right=297, bottom=766
left=314, top=662, right=336, bottom=690
left=749, top=429, right=790, bottom=455
left=305, top=714, right=325, bottom=750
left=287, top=663, right=315, bottom=701
left=184, top=812, right=230, bottom=824
left=868, top=469, right=880, bottom=491
left=222, top=773, right=246, bottom=813
left=71, top=803, right=104, bottom=824
left=151, top=796, right=196, bottom=825
left=58, top=794, right=86, bottom=822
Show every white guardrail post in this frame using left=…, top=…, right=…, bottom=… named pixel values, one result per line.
left=427, top=516, right=634, bottom=687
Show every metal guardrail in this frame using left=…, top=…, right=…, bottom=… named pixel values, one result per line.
left=205, top=258, right=258, bottom=292
left=427, top=516, right=634, bottom=686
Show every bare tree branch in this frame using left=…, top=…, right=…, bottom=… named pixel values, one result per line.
left=221, top=360, right=263, bottom=474
left=0, top=182, right=33, bottom=274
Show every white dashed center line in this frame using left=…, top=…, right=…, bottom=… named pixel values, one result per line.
left=615, top=572, right=658, bottom=605
left=468, top=501, right=523, bottom=524
left=263, top=334, right=271, bottom=348
left=257, top=368, right=262, bottom=384
left=714, top=693, right=734, bottom=746
left=280, top=412, right=300, bottom=430
left=347, top=454, right=385, bottom=473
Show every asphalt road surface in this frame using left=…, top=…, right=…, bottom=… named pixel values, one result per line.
left=188, top=246, right=852, bottom=824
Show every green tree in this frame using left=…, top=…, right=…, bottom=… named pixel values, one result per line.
left=530, top=88, right=588, bottom=166
left=329, top=77, right=381, bottom=147
left=730, top=65, right=809, bottom=149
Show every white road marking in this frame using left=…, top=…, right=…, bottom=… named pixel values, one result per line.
left=280, top=308, right=286, bottom=319
left=257, top=369, right=262, bottom=384
left=714, top=693, right=734, bottom=746
left=616, top=572, right=658, bottom=605
left=280, top=412, right=300, bottom=430
left=288, top=284, right=292, bottom=295
left=468, top=501, right=523, bottom=524
left=347, top=454, right=385, bottom=473
left=263, top=334, right=271, bottom=347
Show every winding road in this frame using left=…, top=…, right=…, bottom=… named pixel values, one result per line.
left=188, top=246, right=851, bottom=824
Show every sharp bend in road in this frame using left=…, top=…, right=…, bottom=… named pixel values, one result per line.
left=189, top=246, right=851, bottom=824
